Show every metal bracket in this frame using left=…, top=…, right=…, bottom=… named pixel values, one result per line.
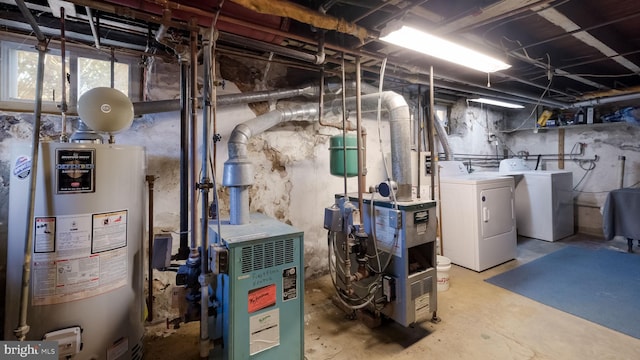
left=196, top=180, right=214, bottom=190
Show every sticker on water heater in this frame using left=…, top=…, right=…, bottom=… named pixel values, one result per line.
left=282, top=267, right=297, bottom=301
left=13, top=155, right=31, bottom=179
left=34, top=217, right=56, bottom=253
left=56, top=149, right=95, bottom=194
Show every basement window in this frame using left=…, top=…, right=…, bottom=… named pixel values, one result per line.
left=0, top=38, right=139, bottom=114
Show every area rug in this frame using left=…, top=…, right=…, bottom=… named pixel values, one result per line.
left=485, top=246, right=640, bottom=339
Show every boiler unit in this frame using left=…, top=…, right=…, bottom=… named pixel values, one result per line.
left=208, top=214, right=304, bottom=360
left=5, top=142, right=146, bottom=359
left=325, top=194, right=438, bottom=326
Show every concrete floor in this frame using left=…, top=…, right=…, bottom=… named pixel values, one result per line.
left=144, top=235, right=640, bottom=359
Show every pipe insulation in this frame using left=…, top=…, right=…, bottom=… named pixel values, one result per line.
left=224, top=91, right=414, bottom=223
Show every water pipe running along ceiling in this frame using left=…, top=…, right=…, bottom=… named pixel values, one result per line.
left=3, top=0, right=640, bottom=108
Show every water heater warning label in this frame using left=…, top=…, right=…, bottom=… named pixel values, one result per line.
left=31, top=212, right=127, bottom=306
left=56, top=149, right=95, bottom=194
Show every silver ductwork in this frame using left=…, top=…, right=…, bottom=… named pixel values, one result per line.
left=327, top=91, right=413, bottom=201
left=224, top=90, right=414, bottom=224
left=223, top=104, right=319, bottom=224
left=132, top=81, right=377, bottom=116
left=434, top=113, right=453, bottom=160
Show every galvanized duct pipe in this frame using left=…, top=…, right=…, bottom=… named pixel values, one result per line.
left=434, top=113, right=453, bottom=160
left=132, top=85, right=320, bottom=115
left=224, top=90, right=414, bottom=223
left=327, top=92, right=413, bottom=201
left=132, top=81, right=376, bottom=116
left=223, top=104, right=318, bottom=224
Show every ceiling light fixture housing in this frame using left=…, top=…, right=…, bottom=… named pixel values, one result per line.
left=468, top=98, right=525, bottom=109
left=379, top=21, right=511, bottom=73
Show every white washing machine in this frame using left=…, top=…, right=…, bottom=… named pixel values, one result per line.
left=438, top=161, right=517, bottom=272
left=498, top=159, right=574, bottom=242
left=512, top=171, right=574, bottom=241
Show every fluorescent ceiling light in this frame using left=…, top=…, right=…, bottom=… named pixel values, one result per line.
left=469, top=98, right=524, bottom=109
left=379, top=22, right=511, bottom=73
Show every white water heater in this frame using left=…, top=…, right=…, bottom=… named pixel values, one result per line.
left=5, top=142, right=145, bottom=359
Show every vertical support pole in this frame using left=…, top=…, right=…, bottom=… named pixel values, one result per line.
left=558, top=128, right=565, bottom=169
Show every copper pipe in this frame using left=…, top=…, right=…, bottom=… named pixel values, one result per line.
left=318, top=67, right=356, bottom=131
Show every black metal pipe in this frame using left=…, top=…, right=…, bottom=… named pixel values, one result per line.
left=177, top=59, right=190, bottom=260
left=146, top=175, right=156, bottom=322
left=189, top=31, right=198, bottom=251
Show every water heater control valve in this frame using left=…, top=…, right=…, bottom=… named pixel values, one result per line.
left=43, top=326, right=83, bottom=358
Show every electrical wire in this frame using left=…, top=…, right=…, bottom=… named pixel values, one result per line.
left=502, top=72, right=554, bottom=133
left=209, top=1, right=224, bottom=240
left=481, top=0, right=573, bottom=49
left=375, top=57, right=399, bottom=209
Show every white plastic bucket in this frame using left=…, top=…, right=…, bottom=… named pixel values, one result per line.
left=436, top=255, right=452, bottom=292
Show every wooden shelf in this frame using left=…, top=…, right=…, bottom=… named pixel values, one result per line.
left=500, top=121, right=634, bottom=133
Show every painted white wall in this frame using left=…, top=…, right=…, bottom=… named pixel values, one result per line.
left=501, top=123, right=640, bottom=235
